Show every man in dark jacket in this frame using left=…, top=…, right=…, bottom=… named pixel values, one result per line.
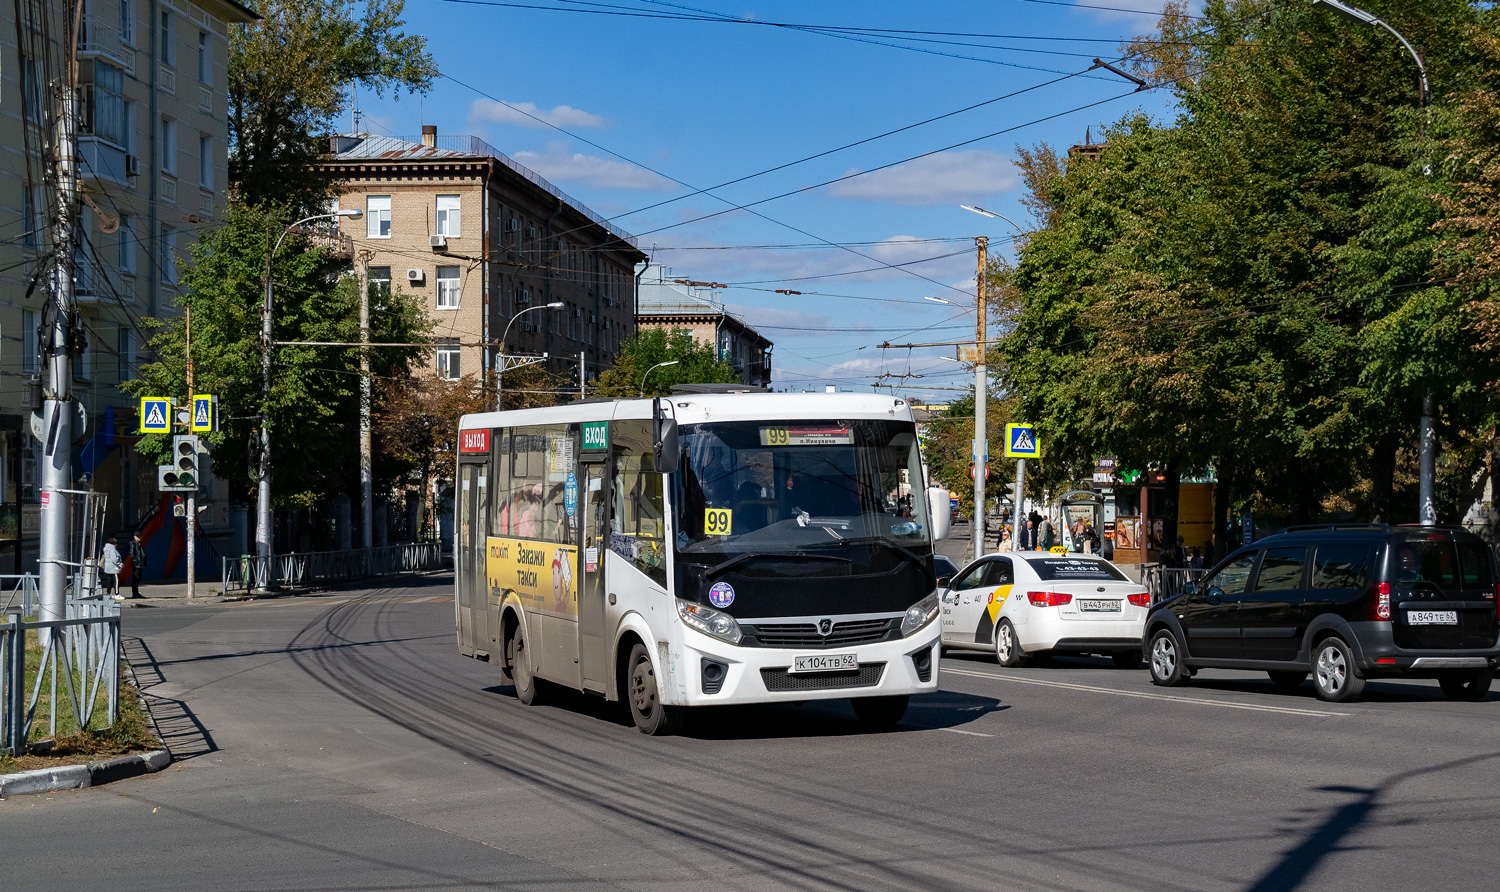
left=128, top=533, right=147, bottom=599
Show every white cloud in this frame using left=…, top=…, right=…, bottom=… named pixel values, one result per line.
left=827, top=150, right=1018, bottom=206
left=725, top=303, right=832, bottom=330
left=468, top=98, right=607, bottom=130
left=512, top=143, right=676, bottom=192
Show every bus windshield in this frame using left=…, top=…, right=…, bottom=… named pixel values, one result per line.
left=671, top=419, right=934, bottom=616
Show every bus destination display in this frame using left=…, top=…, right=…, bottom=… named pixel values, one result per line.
left=759, top=425, right=854, bottom=447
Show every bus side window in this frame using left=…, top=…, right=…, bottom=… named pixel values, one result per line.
left=611, top=420, right=665, bottom=586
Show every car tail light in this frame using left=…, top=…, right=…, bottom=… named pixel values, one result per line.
left=1127, top=592, right=1151, bottom=607
left=1367, top=581, right=1391, bottom=622
left=1027, top=591, right=1072, bottom=607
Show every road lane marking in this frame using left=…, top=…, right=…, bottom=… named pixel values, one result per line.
left=938, top=726, right=993, bottom=737
left=942, top=667, right=1349, bottom=717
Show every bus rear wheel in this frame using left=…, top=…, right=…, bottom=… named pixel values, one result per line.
left=508, top=622, right=547, bottom=706
left=626, top=643, right=685, bottom=736
left=851, top=694, right=909, bottom=727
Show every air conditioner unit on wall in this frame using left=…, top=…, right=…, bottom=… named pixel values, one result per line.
left=429, top=234, right=447, bottom=249
left=407, top=268, right=425, bottom=283
left=125, top=154, right=140, bottom=177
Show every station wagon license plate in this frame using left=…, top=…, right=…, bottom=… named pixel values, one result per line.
left=1078, top=599, right=1121, bottom=612
left=791, top=653, right=858, bottom=673
left=1408, top=610, right=1458, bottom=625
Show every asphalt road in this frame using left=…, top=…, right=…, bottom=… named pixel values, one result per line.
left=5, top=574, right=1500, bottom=892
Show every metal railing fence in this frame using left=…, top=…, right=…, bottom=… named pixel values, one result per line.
left=221, top=542, right=442, bottom=594
left=0, top=576, right=40, bottom=616
left=1141, top=564, right=1210, bottom=604
left=3, top=595, right=121, bottom=756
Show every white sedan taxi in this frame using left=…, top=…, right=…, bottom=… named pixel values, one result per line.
left=938, top=552, right=1151, bottom=668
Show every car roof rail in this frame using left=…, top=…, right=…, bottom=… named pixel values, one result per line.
left=1267, top=523, right=1391, bottom=535
left=1394, top=523, right=1471, bottom=531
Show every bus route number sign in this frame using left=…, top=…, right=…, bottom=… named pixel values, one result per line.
left=705, top=508, right=732, bottom=536
left=760, top=426, right=853, bottom=447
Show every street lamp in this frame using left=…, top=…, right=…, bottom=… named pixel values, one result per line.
left=961, top=205, right=1030, bottom=237
left=639, top=360, right=680, bottom=397
left=1311, top=0, right=1435, bottom=524
left=496, top=301, right=565, bottom=410
left=257, top=208, right=362, bottom=589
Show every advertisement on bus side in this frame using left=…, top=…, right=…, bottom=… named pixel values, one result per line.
left=487, top=535, right=579, bottom=616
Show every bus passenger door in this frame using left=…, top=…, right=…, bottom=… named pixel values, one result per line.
left=471, top=465, right=491, bottom=655
left=456, top=465, right=478, bottom=655
left=579, top=458, right=610, bottom=692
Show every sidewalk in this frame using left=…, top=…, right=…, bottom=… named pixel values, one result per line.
left=113, top=569, right=453, bottom=606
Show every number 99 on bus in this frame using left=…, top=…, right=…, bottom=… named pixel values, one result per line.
left=705, top=508, right=732, bottom=536
left=761, top=427, right=789, bottom=446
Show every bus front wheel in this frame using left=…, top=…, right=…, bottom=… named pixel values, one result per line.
left=626, top=643, right=685, bottom=736
left=851, top=695, right=909, bottom=727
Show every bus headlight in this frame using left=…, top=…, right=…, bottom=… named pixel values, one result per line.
left=901, top=592, right=940, bottom=637
left=677, top=599, right=743, bottom=645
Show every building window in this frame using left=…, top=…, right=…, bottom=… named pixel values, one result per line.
left=91, top=63, right=125, bottom=145
left=199, top=135, right=212, bottom=190
left=22, top=310, right=38, bottom=375
left=22, top=185, right=42, bottom=249
left=160, top=225, right=177, bottom=285
left=73, top=331, right=92, bottom=382
left=159, top=10, right=173, bottom=66
left=21, top=55, right=42, bottom=123
left=118, top=215, right=135, bottom=273
left=160, top=117, right=176, bottom=174
left=198, top=31, right=210, bottom=84
left=435, top=194, right=460, bottom=237
left=118, top=328, right=136, bottom=382
left=436, top=344, right=460, bottom=380
left=366, top=195, right=391, bottom=238
left=436, top=266, right=460, bottom=309
left=369, top=266, right=391, bottom=305
left=119, top=0, right=134, bottom=46
left=124, top=100, right=137, bottom=160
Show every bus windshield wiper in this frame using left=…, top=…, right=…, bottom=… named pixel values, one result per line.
left=703, top=551, right=853, bottom=579
left=830, top=536, right=930, bottom=568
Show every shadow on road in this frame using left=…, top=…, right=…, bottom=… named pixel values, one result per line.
left=123, top=636, right=219, bottom=762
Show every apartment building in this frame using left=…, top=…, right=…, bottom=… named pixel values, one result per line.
left=320, top=128, right=646, bottom=390
left=0, top=0, right=256, bottom=549
left=636, top=264, right=773, bottom=388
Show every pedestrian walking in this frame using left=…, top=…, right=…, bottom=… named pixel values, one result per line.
left=129, top=533, right=148, bottom=599
left=101, top=537, right=123, bottom=600
left=997, top=529, right=1013, bottom=552
left=1038, top=517, right=1055, bottom=552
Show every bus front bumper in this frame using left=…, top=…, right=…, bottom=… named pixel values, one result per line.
left=671, top=623, right=942, bottom=707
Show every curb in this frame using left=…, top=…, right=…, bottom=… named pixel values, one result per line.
left=0, top=649, right=175, bottom=800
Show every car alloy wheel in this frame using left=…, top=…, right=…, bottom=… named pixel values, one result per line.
left=1148, top=629, right=1187, bottom=687
left=1312, top=638, right=1365, bottom=703
left=994, top=619, right=1027, bottom=668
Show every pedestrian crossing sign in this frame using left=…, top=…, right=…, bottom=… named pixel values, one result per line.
left=139, top=397, right=171, bottom=434
left=191, top=394, right=217, bottom=433
left=1005, top=423, right=1039, bottom=458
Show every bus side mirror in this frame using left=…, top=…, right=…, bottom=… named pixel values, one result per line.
left=653, top=397, right=680, bottom=474
left=927, top=486, right=951, bottom=541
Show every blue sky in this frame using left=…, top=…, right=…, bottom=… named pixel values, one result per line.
left=354, top=0, right=1185, bottom=398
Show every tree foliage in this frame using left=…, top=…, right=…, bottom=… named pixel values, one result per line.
left=126, top=206, right=429, bottom=507
left=589, top=328, right=740, bottom=398
left=229, top=0, right=437, bottom=208
left=999, top=0, right=1500, bottom=528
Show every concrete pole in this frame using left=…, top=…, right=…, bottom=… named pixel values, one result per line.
left=579, top=351, right=586, bottom=400
left=185, top=308, right=195, bottom=600
left=257, top=228, right=275, bottom=589
left=1419, top=393, right=1436, bottom=524
left=40, top=76, right=79, bottom=642
left=972, top=236, right=988, bottom=560
left=1012, top=459, right=1027, bottom=552
left=358, top=252, right=373, bottom=549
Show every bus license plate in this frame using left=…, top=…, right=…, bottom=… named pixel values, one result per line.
left=792, top=653, right=858, bottom=673
left=1408, top=610, right=1458, bottom=625
left=1078, top=599, right=1120, bottom=612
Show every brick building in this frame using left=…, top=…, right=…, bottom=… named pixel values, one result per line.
left=0, top=0, right=257, bottom=550
left=321, top=129, right=646, bottom=391
left=635, top=264, right=772, bottom=388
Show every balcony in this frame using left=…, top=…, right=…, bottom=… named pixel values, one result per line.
left=289, top=223, right=354, bottom=259
left=78, top=135, right=129, bottom=185
left=77, top=16, right=133, bottom=71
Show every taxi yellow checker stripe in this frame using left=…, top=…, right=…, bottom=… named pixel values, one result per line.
left=973, top=583, right=1013, bottom=639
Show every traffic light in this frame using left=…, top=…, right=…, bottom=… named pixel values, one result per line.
left=158, top=435, right=200, bottom=491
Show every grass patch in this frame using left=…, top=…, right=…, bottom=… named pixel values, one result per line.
left=1, top=628, right=160, bottom=775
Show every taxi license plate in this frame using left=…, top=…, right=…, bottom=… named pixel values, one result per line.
left=1408, top=610, right=1458, bottom=625
left=1078, top=599, right=1120, bottom=612
left=791, top=653, right=858, bottom=673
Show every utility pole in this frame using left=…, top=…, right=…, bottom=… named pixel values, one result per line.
left=185, top=308, right=195, bottom=600
left=257, top=225, right=275, bottom=589
left=579, top=352, right=586, bottom=400
left=972, top=236, right=988, bottom=561
left=1011, top=459, right=1027, bottom=553
left=358, top=250, right=373, bottom=549
left=40, top=3, right=82, bottom=640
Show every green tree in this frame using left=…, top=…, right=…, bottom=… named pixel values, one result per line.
left=126, top=206, right=429, bottom=507
left=230, top=0, right=438, bottom=208
left=589, top=328, right=739, bottom=398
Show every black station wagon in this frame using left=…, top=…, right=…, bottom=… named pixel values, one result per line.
left=1143, top=525, right=1500, bottom=702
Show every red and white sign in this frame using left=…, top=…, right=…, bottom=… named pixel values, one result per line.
left=459, top=429, right=491, bottom=454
